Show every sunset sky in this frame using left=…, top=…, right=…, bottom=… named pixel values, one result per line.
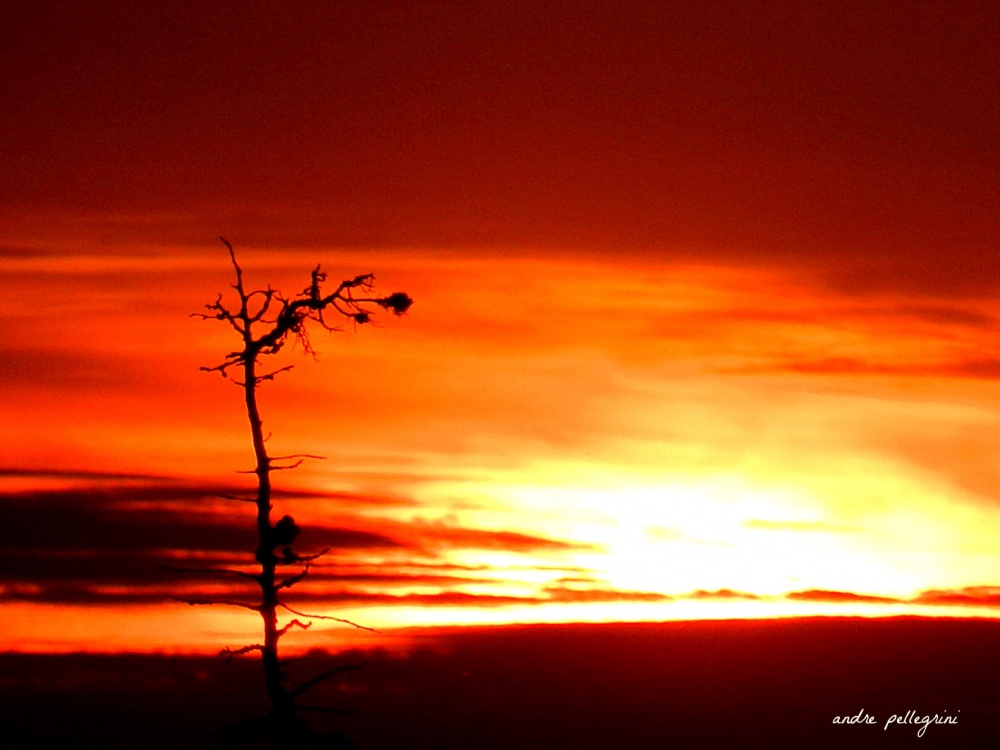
left=3, top=1, right=1000, bottom=653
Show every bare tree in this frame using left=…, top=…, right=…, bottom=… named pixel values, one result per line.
left=187, top=237, right=412, bottom=747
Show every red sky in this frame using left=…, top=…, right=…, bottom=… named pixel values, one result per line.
left=2, top=1, right=1000, bottom=652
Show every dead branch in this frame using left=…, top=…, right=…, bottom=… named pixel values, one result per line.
left=282, top=547, right=330, bottom=565
left=218, top=493, right=257, bottom=503
left=177, top=597, right=261, bottom=612
left=221, top=644, right=264, bottom=662
left=269, top=459, right=305, bottom=471
left=258, top=365, right=295, bottom=382
left=276, top=618, right=312, bottom=639
left=279, top=603, right=377, bottom=632
left=276, top=568, right=311, bottom=591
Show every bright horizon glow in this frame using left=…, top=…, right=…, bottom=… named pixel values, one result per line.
left=3, top=242, right=1000, bottom=652
left=5, top=598, right=1000, bottom=655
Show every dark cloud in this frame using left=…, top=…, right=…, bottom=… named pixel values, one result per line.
left=298, top=571, right=501, bottom=588
left=892, top=305, right=998, bottom=330
left=0, top=482, right=423, bottom=555
left=739, top=356, right=1000, bottom=381
left=0, top=586, right=662, bottom=609
left=0, top=348, right=163, bottom=390
left=1, top=488, right=285, bottom=554
left=0, top=468, right=168, bottom=481
left=0, top=584, right=170, bottom=606
left=0, top=478, right=591, bottom=606
left=403, top=523, right=594, bottom=553
left=940, top=359, right=1000, bottom=380
left=0, top=244, right=57, bottom=258
left=817, top=254, right=1000, bottom=300
left=0, top=549, right=239, bottom=585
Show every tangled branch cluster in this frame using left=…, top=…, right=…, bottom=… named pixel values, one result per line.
left=195, top=237, right=413, bottom=382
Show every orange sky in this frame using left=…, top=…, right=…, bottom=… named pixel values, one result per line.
left=2, top=2, right=1000, bottom=652
left=4, top=241, right=1000, bottom=651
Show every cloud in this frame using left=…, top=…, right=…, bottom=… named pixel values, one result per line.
left=891, top=305, right=997, bottom=330
left=913, top=586, right=1000, bottom=608
left=0, top=478, right=593, bottom=607
left=0, top=584, right=672, bottom=609
left=0, top=348, right=165, bottom=391
left=0, top=468, right=167, bottom=482
left=265, top=585, right=672, bottom=609
left=542, top=586, right=669, bottom=604
left=297, top=570, right=502, bottom=588
left=685, top=588, right=761, bottom=600
left=402, top=523, right=594, bottom=553
left=739, top=356, right=1000, bottom=381
left=785, top=587, right=1000, bottom=609
left=785, top=589, right=901, bottom=605
left=940, top=360, right=1000, bottom=380
left=1, top=486, right=276, bottom=554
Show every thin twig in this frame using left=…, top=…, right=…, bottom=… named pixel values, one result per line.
left=177, top=597, right=261, bottom=612
left=276, top=618, right=312, bottom=638
left=221, top=644, right=263, bottom=662
left=279, top=603, right=378, bottom=632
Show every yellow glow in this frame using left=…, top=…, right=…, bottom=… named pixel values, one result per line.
left=4, top=244, right=1000, bottom=651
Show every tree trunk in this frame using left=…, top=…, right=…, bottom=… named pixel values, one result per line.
left=244, top=359, right=300, bottom=742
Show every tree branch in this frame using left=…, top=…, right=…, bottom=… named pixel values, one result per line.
left=276, top=618, right=312, bottom=639
left=276, top=568, right=310, bottom=591
left=278, top=603, right=378, bottom=632
left=282, top=547, right=330, bottom=565
left=221, top=643, right=264, bottom=662
left=257, top=365, right=295, bottom=382
left=218, top=493, right=257, bottom=503
left=177, top=597, right=261, bottom=612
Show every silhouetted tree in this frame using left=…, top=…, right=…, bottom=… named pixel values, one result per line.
left=187, top=237, right=412, bottom=747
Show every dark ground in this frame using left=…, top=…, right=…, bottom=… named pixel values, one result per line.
left=2, top=617, right=998, bottom=749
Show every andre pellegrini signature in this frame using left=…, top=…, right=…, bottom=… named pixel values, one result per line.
left=832, top=709, right=960, bottom=738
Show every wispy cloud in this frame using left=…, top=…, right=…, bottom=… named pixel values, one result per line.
left=785, top=589, right=900, bottom=605
left=773, top=357, right=1000, bottom=380
left=913, top=586, right=1000, bottom=608
left=685, top=588, right=761, bottom=600
left=0, top=477, right=594, bottom=607
left=784, top=586, right=1000, bottom=609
